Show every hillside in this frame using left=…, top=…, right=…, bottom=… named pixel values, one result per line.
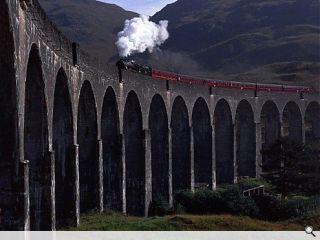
left=38, top=0, right=320, bottom=87
left=38, top=0, right=138, bottom=62
left=152, top=0, right=320, bottom=87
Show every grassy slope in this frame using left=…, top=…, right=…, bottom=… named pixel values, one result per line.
left=152, top=0, right=320, bottom=87
left=38, top=0, right=138, bottom=62
left=38, top=0, right=320, bottom=67
left=38, top=0, right=319, bottom=87
left=66, top=212, right=320, bottom=231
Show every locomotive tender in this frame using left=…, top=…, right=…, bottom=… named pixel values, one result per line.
left=116, top=59, right=315, bottom=94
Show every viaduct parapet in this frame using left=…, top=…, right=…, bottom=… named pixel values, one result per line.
left=0, top=0, right=319, bottom=230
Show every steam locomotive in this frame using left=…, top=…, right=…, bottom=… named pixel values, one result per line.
left=116, top=59, right=315, bottom=94
left=116, top=59, right=152, bottom=76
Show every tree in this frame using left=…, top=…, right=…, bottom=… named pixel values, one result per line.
left=261, top=138, right=320, bottom=199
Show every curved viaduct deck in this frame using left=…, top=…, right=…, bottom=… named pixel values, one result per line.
left=1, top=0, right=319, bottom=230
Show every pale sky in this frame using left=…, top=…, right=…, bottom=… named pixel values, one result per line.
left=97, top=0, right=177, bottom=16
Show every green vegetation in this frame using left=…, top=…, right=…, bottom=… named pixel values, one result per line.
left=174, top=187, right=259, bottom=217
left=149, top=196, right=173, bottom=216
left=66, top=139, right=320, bottom=231
left=66, top=211, right=320, bottom=231
left=261, top=138, right=320, bottom=198
left=173, top=188, right=320, bottom=221
left=253, top=194, right=320, bottom=220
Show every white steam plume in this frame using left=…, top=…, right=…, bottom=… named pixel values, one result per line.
left=116, top=15, right=169, bottom=57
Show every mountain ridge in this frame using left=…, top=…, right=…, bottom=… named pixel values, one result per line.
left=38, top=0, right=138, bottom=62
left=38, top=0, right=319, bottom=88
left=151, top=0, right=320, bottom=88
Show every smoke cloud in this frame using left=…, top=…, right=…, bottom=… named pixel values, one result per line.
left=116, top=15, right=169, bottom=57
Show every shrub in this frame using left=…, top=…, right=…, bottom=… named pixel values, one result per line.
left=149, top=196, right=173, bottom=216
left=173, top=189, right=320, bottom=220
left=253, top=194, right=320, bottom=220
left=174, top=190, right=194, bottom=212
left=174, top=189, right=228, bottom=214
left=175, top=203, right=186, bottom=214
left=173, top=187, right=259, bottom=217
left=220, top=185, right=259, bottom=217
left=253, top=194, right=283, bottom=220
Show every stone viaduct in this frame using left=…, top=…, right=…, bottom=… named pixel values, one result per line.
left=0, top=0, right=319, bottom=231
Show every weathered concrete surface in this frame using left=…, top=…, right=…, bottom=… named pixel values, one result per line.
left=0, top=0, right=319, bottom=230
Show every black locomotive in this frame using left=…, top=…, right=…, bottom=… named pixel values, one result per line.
left=116, top=59, right=152, bottom=76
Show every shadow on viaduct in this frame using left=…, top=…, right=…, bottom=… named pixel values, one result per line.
left=0, top=0, right=319, bottom=230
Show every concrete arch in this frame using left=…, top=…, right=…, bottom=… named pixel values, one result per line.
left=124, top=91, right=145, bottom=216
left=236, top=99, right=256, bottom=178
left=146, top=92, right=169, bottom=129
left=283, top=101, right=303, bottom=143
left=0, top=0, right=18, bottom=230
left=101, top=87, right=122, bottom=211
left=171, top=96, right=191, bottom=191
left=214, top=99, right=234, bottom=184
left=260, top=100, right=280, bottom=164
left=53, top=68, right=75, bottom=229
left=77, top=80, right=99, bottom=213
left=213, top=97, right=238, bottom=124
left=120, top=86, right=152, bottom=131
left=24, top=44, right=50, bottom=230
left=149, top=94, right=169, bottom=202
left=77, top=79, right=98, bottom=110
left=192, top=98, right=212, bottom=188
left=305, top=101, right=320, bottom=143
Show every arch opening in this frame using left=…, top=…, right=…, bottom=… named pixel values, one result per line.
left=192, top=98, right=212, bottom=189
left=77, top=81, right=99, bottom=213
left=236, top=100, right=256, bottom=178
left=24, top=45, right=50, bottom=230
left=305, top=102, right=320, bottom=144
left=171, top=97, right=191, bottom=191
left=149, top=95, right=169, bottom=202
left=261, top=101, right=280, bottom=165
left=214, top=99, right=234, bottom=184
left=101, top=87, right=122, bottom=211
left=53, top=69, right=74, bottom=228
left=0, top=1, right=18, bottom=230
left=124, top=91, right=145, bottom=216
left=283, top=102, right=302, bottom=143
